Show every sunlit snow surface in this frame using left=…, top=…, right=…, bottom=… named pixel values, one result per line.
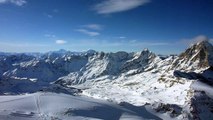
left=0, top=92, right=164, bottom=120
left=74, top=72, right=192, bottom=106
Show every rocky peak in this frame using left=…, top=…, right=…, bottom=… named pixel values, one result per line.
left=179, top=40, right=213, bottom=68
left=133, top=48, right=155, bottom=60
left=120, top=49, right=157, bottom=72
left=86, top=49, right=96, bottom=54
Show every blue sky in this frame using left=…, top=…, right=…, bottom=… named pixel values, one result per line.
left=0, top=0, right=213, bottom=54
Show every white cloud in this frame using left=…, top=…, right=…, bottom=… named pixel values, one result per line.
left=129, top=40, right=137, bottom=43
left=76, top=29, right=100, bottom=36
left=55, top=40, right=67, bottom=45
left=0, top=0, right=7, bottom=3
left=207, top=38, right=213, bottom=45
left=43, top=13, right=53, bottom=18
left=0, top=42, right=49, bottom=47
left=83, top=24, right=103, bottom=30
left=119, top=36, right=126, bottom=39
left=0, top=0, right=26, bottom=6
left=180, top=35, right=209, bottom=46
left=137, top=42, right=169, bottom=46
left=0, top=42, right=53, bottom=53
left=44, top=34, right=56, bottom=38
left=93, top=0, right=150, bottom=14
left=47, top=14, right=53, bottom=18
left=66, top=39, right=169, bottom=47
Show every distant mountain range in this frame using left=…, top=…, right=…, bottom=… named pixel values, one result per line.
left=0, top=40, right=213, bottom=119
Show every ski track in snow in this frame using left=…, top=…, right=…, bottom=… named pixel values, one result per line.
left=34, top=94, right=41, bottom=119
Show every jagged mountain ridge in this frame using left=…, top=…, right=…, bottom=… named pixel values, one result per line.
left=0, top=40, right=213, bottom=119
left=57, top=40, right=213, bottom=86
left=0, top=50, right=96, bottom=81
left=56, top=49, right=160, bottom=85
left=0, top=41, right=213, bottom=86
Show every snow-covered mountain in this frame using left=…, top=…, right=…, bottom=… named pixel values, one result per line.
left=0, top=41, right=213, bottom=119
left=172, top=40, right=213, bottom=70
left=56, top=49, right=159, bottom=85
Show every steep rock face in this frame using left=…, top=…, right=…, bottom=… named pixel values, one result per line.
left=173, top=40, right=213, bottom=71
left=56, top=51, right=130, bottom=85
left=51, top=55, right=88, bottom=73
left=56, top=49, right=159, bottom=85
left=87, top=51, right=131, bottom=76
left=183, top=90, right=213, bottom=120
left=120, top=49, right=158, bottom=73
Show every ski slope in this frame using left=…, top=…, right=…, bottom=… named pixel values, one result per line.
left=0, top=92, right=164, bottom=120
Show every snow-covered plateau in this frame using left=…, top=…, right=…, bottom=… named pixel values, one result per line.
left=0, top=40, right=213, bottom=120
